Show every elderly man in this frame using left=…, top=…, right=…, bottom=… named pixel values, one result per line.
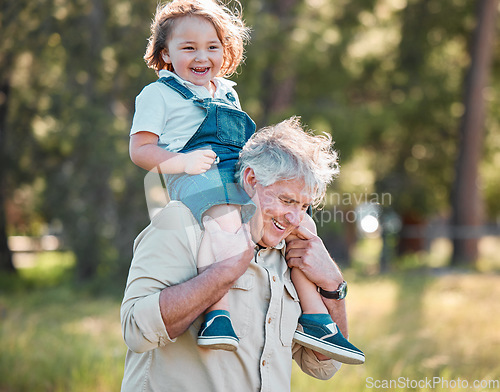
left=121, top=117, right=355, bottom=391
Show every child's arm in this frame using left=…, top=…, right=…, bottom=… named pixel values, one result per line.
left=130, top=131, right=217, bottom=174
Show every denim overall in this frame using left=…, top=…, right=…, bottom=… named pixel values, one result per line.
left=158, top=76, right=257, bottom=227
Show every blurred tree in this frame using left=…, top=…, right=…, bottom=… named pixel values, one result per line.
left=369, top=0, right=477, bottom=257
left=2, top=0, right=499, bottom=279
left=235, top=0, right=301, bottom=127
left=451, top=0, right=498, bottom=266
left=0, top=67, right=14, bottom=272
left=0, top=0, right=56, bottom=272
left=1, top=0, right=154, bottom=280
left=253, top=0, right=301, bottom=126
left=37, top=0, right=154, bottom=280
left=238, top=0, right=377, bottom=263
left=0, top=32, right=14, bottom=272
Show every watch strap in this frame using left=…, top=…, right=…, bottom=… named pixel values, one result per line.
left=317, top=281, right=347, bottom=300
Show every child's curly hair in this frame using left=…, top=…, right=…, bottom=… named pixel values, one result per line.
left=144, top=0, right=250, bottom=76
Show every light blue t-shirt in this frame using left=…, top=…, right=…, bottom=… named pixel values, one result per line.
left=130, top=70, right=242, bottom=152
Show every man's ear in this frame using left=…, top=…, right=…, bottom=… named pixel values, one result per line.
left=242, top=167, right=257, bottom=197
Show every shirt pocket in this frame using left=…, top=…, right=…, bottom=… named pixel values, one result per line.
left=229, top=272, right=255, bottom=339
left=279, top=277, right=301, bottom=347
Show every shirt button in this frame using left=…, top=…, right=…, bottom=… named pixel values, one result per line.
left=262, top=360, right=266, bottom=366
left=272, top=276, right=277, bottom=282
left=268, top=317, right=272, bottom=324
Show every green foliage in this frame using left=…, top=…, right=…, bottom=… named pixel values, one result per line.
left=2, top=0, right=499, bottom=277
left=370, top=0, right=476, bottom=217
left=3, top=0, right=156, bottom=278
left=481, top=80, right=500, bottom=218
left=16, top=251, right=75, bottom=288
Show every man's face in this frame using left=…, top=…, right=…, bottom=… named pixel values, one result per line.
left=246, top=171, right=313, bottom=248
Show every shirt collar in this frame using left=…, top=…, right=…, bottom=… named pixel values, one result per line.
left=158, top=70, right=237, bottom=91
left=254, top=239, right=286, bottom=251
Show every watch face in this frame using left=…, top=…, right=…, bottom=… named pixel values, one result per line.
left=339, top=281, right=348, bottom=299
left=318, top=281, right=348, bottom=299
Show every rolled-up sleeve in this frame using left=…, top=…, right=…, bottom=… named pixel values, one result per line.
left=121, top=290, right=175, bottom=353
left=120, top=203, right=200, bottom=353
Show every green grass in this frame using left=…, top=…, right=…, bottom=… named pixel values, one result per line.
left=0, top=254, right=125, bottom=392
left=0, top=290, right=124, bottom=392
left=1, top=252, right=500, bottom=391
left=291, top=271, right=500, bottom=391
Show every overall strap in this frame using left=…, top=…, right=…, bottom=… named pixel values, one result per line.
left=157, top=76, right=197, bottom=100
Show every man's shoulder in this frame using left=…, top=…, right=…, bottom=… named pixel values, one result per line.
left=151, top=201, right=199, bottom=230
left=134, top=201, right=202, bottom=256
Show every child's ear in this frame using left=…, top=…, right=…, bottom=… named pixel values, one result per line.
left=161, top=50, right=170, bottom=64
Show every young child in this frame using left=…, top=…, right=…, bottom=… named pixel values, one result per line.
left=130, top=0, right=364, bottom=364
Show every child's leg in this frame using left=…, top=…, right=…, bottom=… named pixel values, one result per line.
left=291, top=266, right=364, bottom=364
left=286, top=217, right=329, bottom=315
left=287, top=221, right=365, bottom=364
left=291, top=267, right=328, bottom=314
left=197, top=204, right=242, bottom=351
left=197, top=204, right=242, bottom=312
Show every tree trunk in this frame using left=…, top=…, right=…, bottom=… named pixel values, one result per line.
left=451, top=0, right=498, bottom=266
left=0, top=76, right=15, bottom=273
left=258, top=0, right=300, bottom=125
left=398, top=212, right=426, bottom=255
left=70, top=0, right=108, bottom=281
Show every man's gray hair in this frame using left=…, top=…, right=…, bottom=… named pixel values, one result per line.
left=235, top=116, right=339, bottom=207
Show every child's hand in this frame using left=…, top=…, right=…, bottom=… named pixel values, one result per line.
left=183, top=150, right=218, bottom=174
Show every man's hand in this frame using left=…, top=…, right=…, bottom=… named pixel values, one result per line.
left=183, top=150, right=217, bottom=175
left=285, top=225, right=343, bottom=291
left=155, top=217, right=254, bottom=340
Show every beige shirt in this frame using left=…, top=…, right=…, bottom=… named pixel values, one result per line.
left=120, top=202, right=340, bottom=392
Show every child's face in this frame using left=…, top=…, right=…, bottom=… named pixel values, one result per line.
left=163, top=15, right=224, bottom=90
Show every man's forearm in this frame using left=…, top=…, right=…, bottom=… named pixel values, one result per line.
left=159, top=259, right=246, bottom=339
left=323, top=298, right=348, bottom=337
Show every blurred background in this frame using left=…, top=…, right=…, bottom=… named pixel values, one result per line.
left=1, top=0, right=499, bottom=391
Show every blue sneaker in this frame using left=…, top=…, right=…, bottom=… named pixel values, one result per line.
left=293, top=316, right=365, bottom=364
left=197, top=310, right=239, bottom=351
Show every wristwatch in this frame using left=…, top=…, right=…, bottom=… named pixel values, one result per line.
left=317, top=280, right=347, bottom=300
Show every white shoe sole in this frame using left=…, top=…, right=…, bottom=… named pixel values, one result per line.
left=293, top=331, right=365, bottom=365
left=197, top=336, right=239, bottom=351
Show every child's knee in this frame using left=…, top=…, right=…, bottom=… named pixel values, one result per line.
left=204, top=205, right=242, bottom=233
